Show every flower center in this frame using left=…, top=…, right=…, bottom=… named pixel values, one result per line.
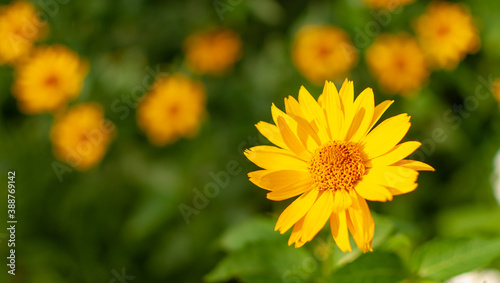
left=44, top=75, right=60, bottom=88
left=308, top=141, right=365, bottom=191
left=437, top=25, right=450, bottom=37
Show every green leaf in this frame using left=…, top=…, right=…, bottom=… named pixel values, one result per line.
left=436, top=206, right=500, bottom=237
left=411, top=238, right=500, bottom=281
left=329, top=252, right=408, bottom=283
left=219, top=216, right=282, bottom=252
left=206, top=241, right=313, bottom=283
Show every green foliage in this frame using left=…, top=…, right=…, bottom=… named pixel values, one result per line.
left=208, top=215, right=500, bottom=282
left=1, top=0, right=500, bottom=282
left=207, top=241, right=313, bottom=283
left=411, top=238, right=500, bottom=281
left=219, top=216, right=281, bottom=251
left=207, top=217, right=313, bottom=283
left=328, top=252, right=408, bottom=283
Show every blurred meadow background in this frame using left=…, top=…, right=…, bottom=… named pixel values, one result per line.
left=1, top=0, right=500, bottom=282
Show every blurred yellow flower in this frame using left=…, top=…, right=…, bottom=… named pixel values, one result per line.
left=363, top=0, right=415, bottom=9
left=494, top=79, right=500, bottom=107
left=0, top=1, right=47, bottom=64
left=51, top=103, right=115, bottom=171
left=12, top=45, right=89, bottom=114
left=292, top=25, right=357, bottom=84
left=415, top=2, right=480, bottom=70
left=245, top=79, right=434, bottom=251
left=184, top=28, right=241, bottom=75
left=137, top=74, right=205, bottom=146
left=366, top=34, right=429, bottom=96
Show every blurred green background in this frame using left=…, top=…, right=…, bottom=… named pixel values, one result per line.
left=1, top=0, right=500, bottom=282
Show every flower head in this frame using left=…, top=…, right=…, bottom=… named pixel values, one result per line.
left=137, top=74, right=206, bottom=146
left=0, top=1, right=47, bottom=64
left=292, top=25, right=357, bottom=84
left=12, top=45, right=89, bottom=114
left=366, top=34, right=429, bottom=96
left=184, top=28, right=241, bottom=75
left=51, top=103, right=115, bottom=171
left=363, top=0, right=415, bottom=10
left=415, top=2, right=480, bottom=70
left=245, top=79, right=434, bottom=251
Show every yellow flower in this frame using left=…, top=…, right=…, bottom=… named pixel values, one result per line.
left=137, top=74, right=205, bottom=146
left=184, top=28, right=241, bottom=75
left=415, top=2, right=480, bottom=70
left=0, top=1, right=47, bottom=64
left=494, top=79, right=500, bottom=107
left=363, top=0, right=415, bottom=10
left=292, top=25, right=357, bottom=85
left=12, top=45, right=89, bottom=114
left=245, top=79, right=434, bottom=251
left=366, top=34, right=429, bottom=96
left=51, top=103, right=115, bottom=171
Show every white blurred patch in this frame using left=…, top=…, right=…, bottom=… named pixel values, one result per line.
left=446, top=269, right=500, bottom=283
left=493, top=149, right=500, bottom=206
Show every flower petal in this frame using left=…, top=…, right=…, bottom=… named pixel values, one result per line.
left=289, top=114, right=321, bottom=152
left=332, top=189, right=353, bottom=213
left=393, top=159, right=435, bottom=171
left=277, top=116, right=311, bottom=161
left=298, top=86, right=326, bottom=126
left=275, top=189, right=319, bottom=233
left=366, top=141, right=421, bottom=168
left=368, top=100, right=394, bottom=132
left=261, top=170, right=311, bottom=190
left=361, top=113, right=411, bottom=159
left=330, top=209, right=351, bottom=252
left=346, top=88, right=375, bottom=142
left=271, top=103, right=301, bottom=136
left=362, top=165, right=419, bottom=196
left=265, top=171, right=312, bottom=201
left=297, top=86, right=330, bottom=143
left=347, top=193, right=374, bottom=252
left=285, top=96, right=303, bottom=116
left=321, top=81, right=343, bottom=140
left=272, top=103, right=321, bottom=152
left=354, top=180, right=393, bottom=202
left=244, top=146, right=308, bottom=171
left=339, top=79, right=355, bottom=138
left=248, top=169, right=273, bottom=190
left=386, top=183, right=418, bottom=196
left=301, top=190, right=334, bottom=242
left=255, top=121, right=287, bottom=150
left=288, top=216, right=305, bottom=246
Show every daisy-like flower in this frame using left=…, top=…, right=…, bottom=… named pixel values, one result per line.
left=363, top=0, right=415, bottom=10
left=0, top=1, right=47, bottom=64
left=12, top=45, right=88, bottom=114
left=415, top=2, right=480, bottom=70
left=137, top=74, right=206, bottom=146
left=292, top=25, right=357, bottom=85
left=366, top=34, right=429, bottom=96
left=51, top=103, right=115, bottom=171
left=245, top=79, right=434, bottom=251
left=183, top=28, right=241, bottom=75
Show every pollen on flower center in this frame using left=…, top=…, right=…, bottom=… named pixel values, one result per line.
left=308, top=141, right=365, bottom=191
